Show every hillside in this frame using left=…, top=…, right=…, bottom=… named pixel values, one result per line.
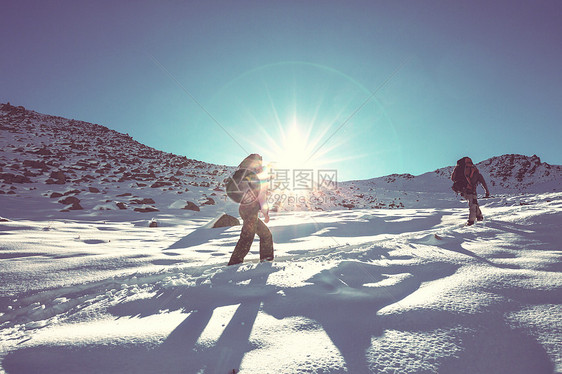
left=1, top=103, right=561, bottom=218
left=1, top=103, right=561, bottom=373
left=0, top=103, right=234, bottom=219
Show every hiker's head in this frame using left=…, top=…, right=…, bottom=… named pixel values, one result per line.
left=239, top=153, right=263, bottom=173
left=465, top=157, right=473, bottom=165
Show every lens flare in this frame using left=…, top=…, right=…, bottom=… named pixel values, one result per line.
left=202, top=61, right=402, bottom=182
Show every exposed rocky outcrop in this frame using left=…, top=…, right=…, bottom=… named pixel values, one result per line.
left=183, top=201, right=200, bottom=211
left=212, top=214, right=240, bottom=228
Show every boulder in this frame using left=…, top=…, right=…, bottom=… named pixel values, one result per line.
left=0, top=173, right=32, bottom=183
left=151, top=181, right=173, bottom=188
left=201, top=197, right=216, bottom=206
left=46, top=170, right=66, bottom=184
left=69, top=202, right=83, bottom=210
left=134, top=206, right=159, bottom=213
left=35, top=148, right=52, bottom=156
left=50, top=192, right=64, bottom=198
left=130, top=198, right=155, bottom=204
left=212, top=214, right=240, bottom=228
left=88, top=187, right=100, bottom=193
left=116, top=202, right=127, bottom=210
left=182, top=201, right=200, bottom=211
left=23, top=159, right=49, bottom=170
left=59, top=196, right=80, bottom=205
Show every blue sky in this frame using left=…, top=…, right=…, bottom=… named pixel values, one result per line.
left=1, top=0, right=561, bottom=180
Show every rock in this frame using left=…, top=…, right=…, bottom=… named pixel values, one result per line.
left=0, top=173, right=32, bottom=183
left=63, top=189, right=81, bottom=196
left=50, top=192, right=64, bottom=198
left=182, top=201, right=200, bottom=211
left=59, top=196, right=80, bottom=205
left=130, top=198, right=155, bottom=204
left=151, top=181, right=173, bottom=188
left=149, top=220, right=158, bottom=228
left=35, top=148, right=52, bottom=156
left=201, top=197, right=216, bottom=206
left=212, top=214, right=240, bottom=228
left=134, top=206, right=159, bottom=213
left=69, top=202, right=83, bottom=210
left=0, top=217, right=9, bottom=222
left=117, top=192, right=132, bottom=197
left=23, top=159, right=49, bottom=170
left=116, top=202, right=127, bottom=210
left=88, top=187, right=100, bottom=193
left=46, top=170, right=66, bottom=184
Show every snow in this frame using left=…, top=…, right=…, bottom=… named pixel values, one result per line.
left=1, top=193, right=561, bottom=373
left=1, top=104, right=561, bottom=373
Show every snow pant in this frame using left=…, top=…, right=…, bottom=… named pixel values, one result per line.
left=462, top=192, right=482, bottom=222
left=228, top=202, right=274, bottom=265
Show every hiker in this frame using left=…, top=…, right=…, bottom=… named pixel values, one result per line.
left=228, top=154, right=274, bottom=265
left=451, top=157, right=490, bottom=226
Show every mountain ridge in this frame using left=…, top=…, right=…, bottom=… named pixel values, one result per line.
left=1, top=103, right=561, bottom=217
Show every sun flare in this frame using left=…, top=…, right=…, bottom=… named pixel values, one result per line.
left=271, top=121, right=314, bottom=170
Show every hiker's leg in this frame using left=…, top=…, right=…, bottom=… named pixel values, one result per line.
left=476, top=203, right=483, bottom=220
left=461, top=193, right=471, bottom=222
left=467, top=194, right=478, bottom=223
left=256, top=218, right=274, bottom=261
left=228, top=216, right=257, bottom=265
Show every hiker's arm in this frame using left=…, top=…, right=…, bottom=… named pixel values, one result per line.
left=480, top=175, right=490, bottom=196
left=258, top=185, right=270, bottom=222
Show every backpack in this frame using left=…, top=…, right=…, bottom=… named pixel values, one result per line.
left=224, top=168, right=261, bottom=204
left=451, top=157, right=468, bottom=193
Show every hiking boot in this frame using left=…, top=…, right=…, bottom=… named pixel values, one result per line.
left=476, top=216, right=484, bottom=221
left=466, top=220, right=474, bottom=226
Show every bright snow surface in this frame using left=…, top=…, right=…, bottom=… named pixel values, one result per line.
left=1, top=192, right=561, bottom=374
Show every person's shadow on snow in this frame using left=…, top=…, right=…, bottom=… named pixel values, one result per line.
left=3, top=257, right=457, bottom=374
left=3, top=256, right=555, bottom=374
left=262, top=260, right=458, bottom=373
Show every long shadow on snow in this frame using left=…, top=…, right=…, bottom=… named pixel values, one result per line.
left=3, top=253, right=460, bottom=374
left=3, top=264, right=277, bottom=374
left=412, top=232, right=520, bottom=269
left=270, top=211, right=445, bottom=244
left=377, top=308, right=555, bottom=374
left=164, top=226, right=234, bottom=250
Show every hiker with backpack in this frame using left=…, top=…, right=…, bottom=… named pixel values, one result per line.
left=451, top=157, right=491, bottom=226
left=227, top=154, right=274, bottom=265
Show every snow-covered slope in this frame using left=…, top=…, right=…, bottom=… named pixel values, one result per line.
left=0, top=103, right=235, bottom=219
left=2, top=103, right=561, bottom=217
left=1, top=103, right=561, bottom=373
left=1, top=193, right=561, bottom=373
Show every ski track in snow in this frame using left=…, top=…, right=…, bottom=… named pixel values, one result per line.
left=0, top=193, right=561, bottom=374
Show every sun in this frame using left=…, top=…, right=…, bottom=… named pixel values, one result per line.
left=272, top=121, right=314, bottom=170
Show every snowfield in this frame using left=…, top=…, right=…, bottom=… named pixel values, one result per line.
left=1, top=104, right=561, bottom=373
left=1, top=192, right=561, bottom=374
